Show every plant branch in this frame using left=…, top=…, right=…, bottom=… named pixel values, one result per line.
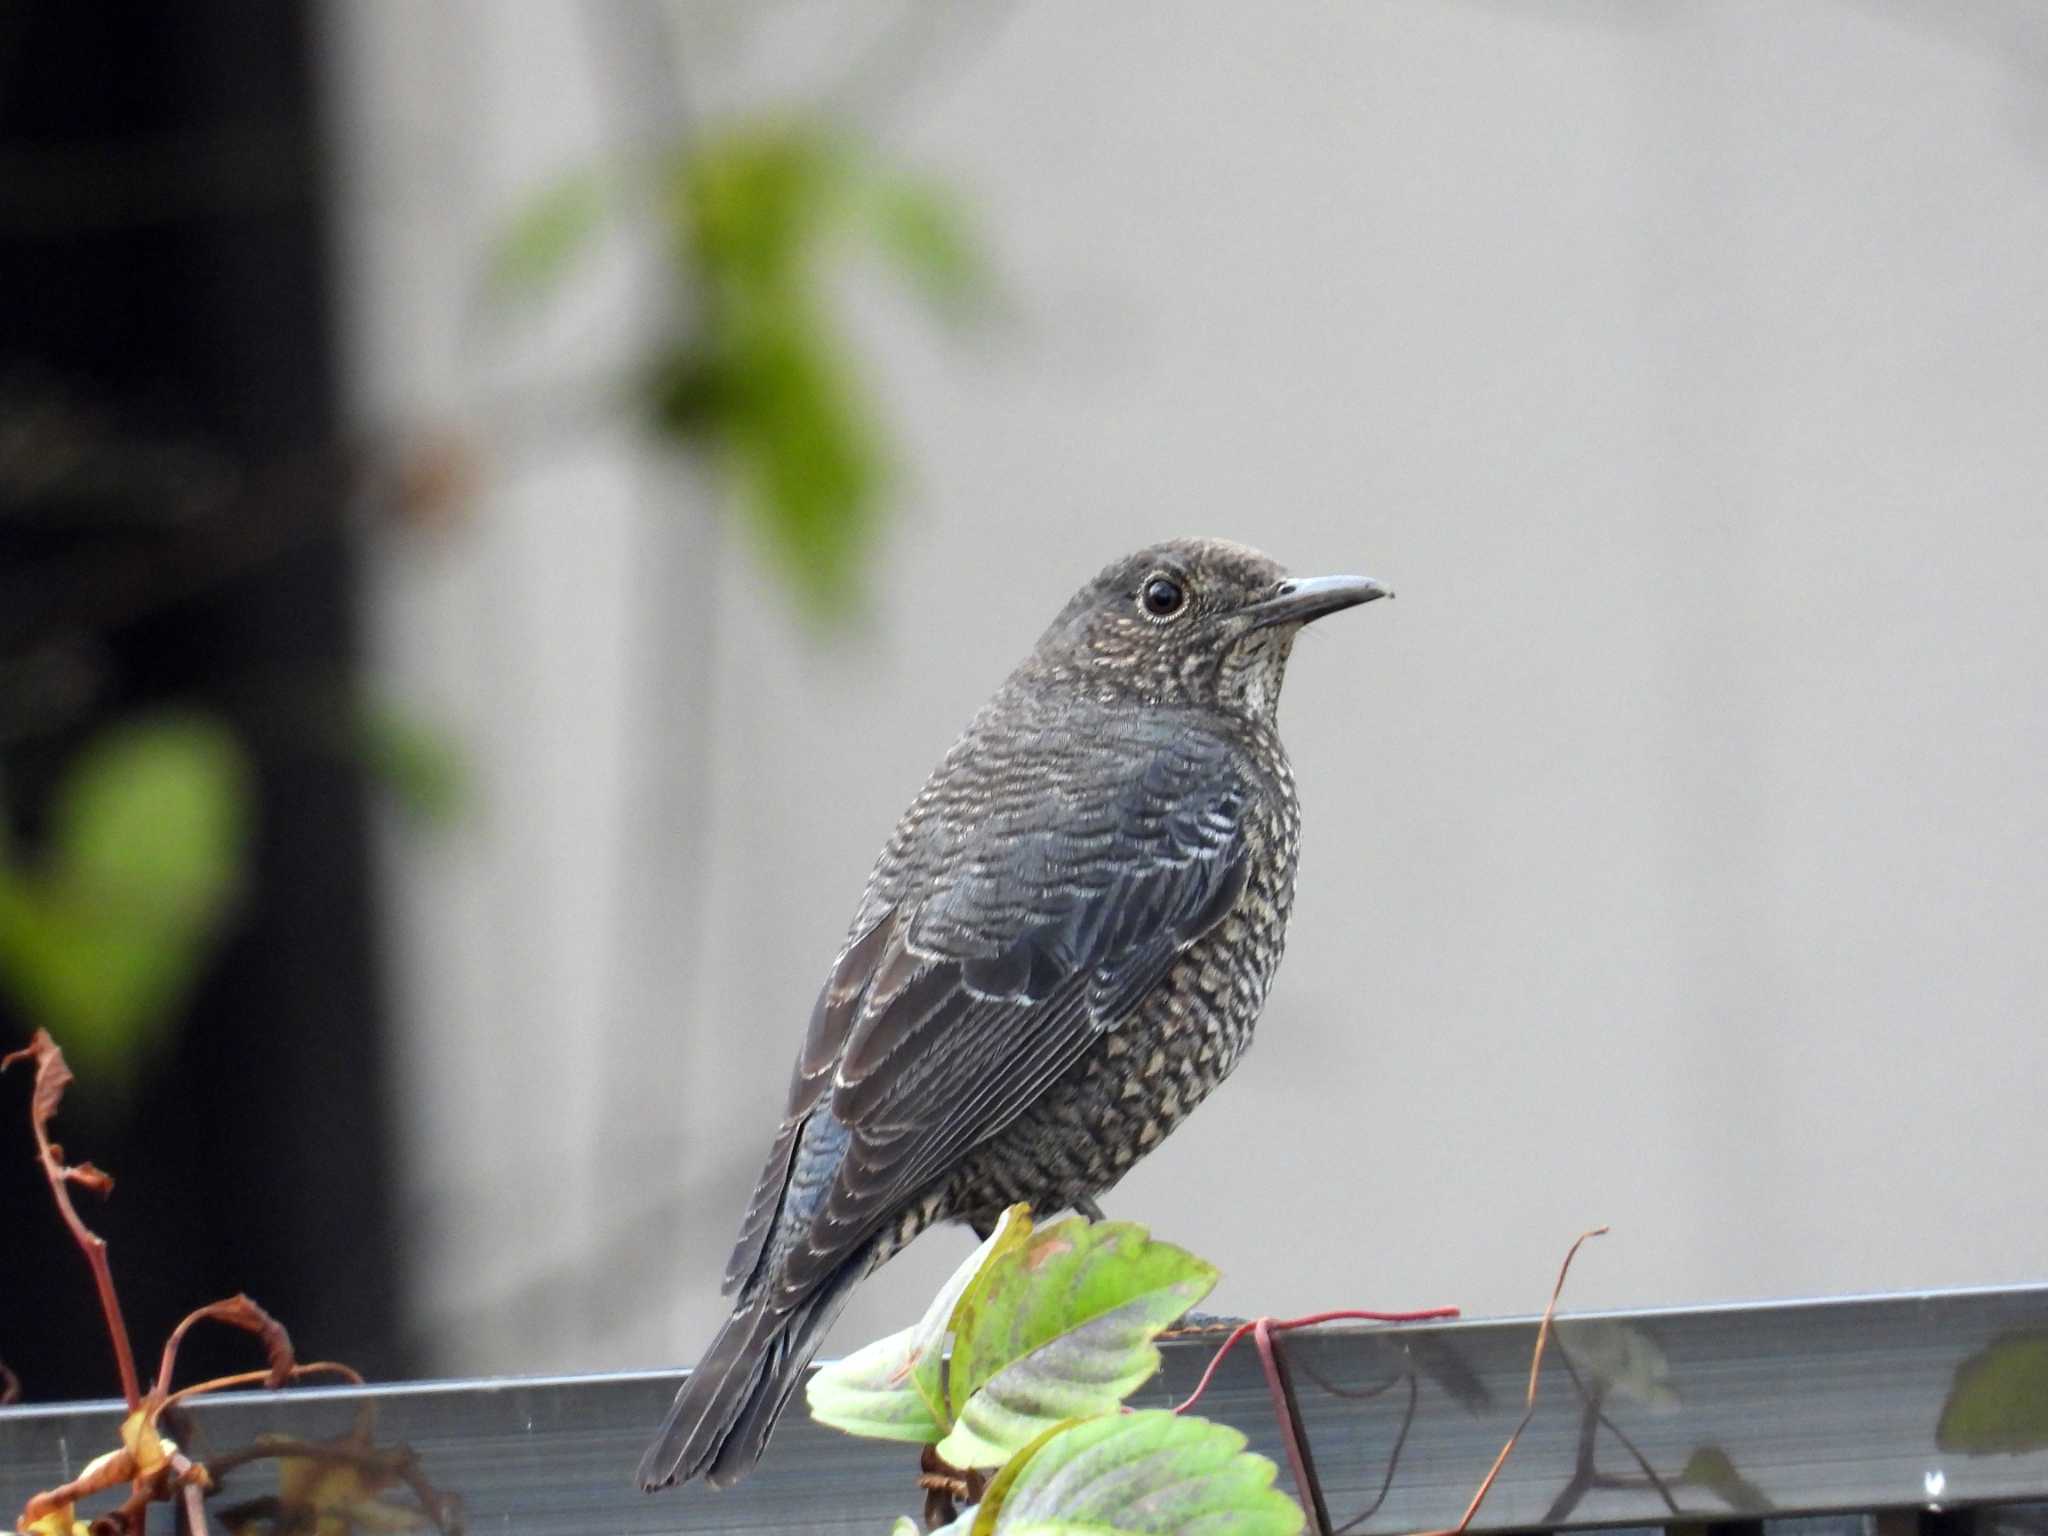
left=1173, top=1305, right=1460, bottom=1416
left=3, top=1030, right=141, bottom=1407
left=1413, top=1225, right=1609, bottom=1536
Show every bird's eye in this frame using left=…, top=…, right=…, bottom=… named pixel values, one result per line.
left=1140, top=574, right=1187, bottom=618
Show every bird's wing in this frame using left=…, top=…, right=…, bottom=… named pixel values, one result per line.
left=722, top=726, right=1250, bottom=1302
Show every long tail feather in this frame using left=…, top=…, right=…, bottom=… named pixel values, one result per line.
left=637, top=1265, right=863, bottom=1491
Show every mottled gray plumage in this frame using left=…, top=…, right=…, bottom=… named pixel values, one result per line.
left=638, top=538, right=1388, bottom=1492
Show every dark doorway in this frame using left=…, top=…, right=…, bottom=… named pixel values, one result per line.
left=1, top=4, right=405, bottom=1397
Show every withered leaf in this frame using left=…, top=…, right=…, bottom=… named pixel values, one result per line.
left=65, top=1161, right=115, bottom=1196
left=2, top=1029, right=74, bottom=1127
left=159, top=1294, right=296, bottom=1397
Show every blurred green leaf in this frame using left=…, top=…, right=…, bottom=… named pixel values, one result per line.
left=862, top=174, right=994, bottom=320
left=676, top=124, right=841, bottom=289
left=489, top=171, right=612, bottom=300
left=357, top=701, right=467, bottom=826
left=936, top=1217, right=1217, bottom=1469
left=968, top=1411, right=1302, bottom=1536
left=649, top=122, right=993, bottom=615
left=1937, top=1331, right=2048, bottom=1455
left=0, top=714, right=252, bottom=1085
left=658, top=124, right=886, bottom=617
left=58, top=715, right=246, bottom=912
left=653, top=314, right=890, bottom=619
left=809, top=1204, right=1031, bottom=1444
left=500, top=117, right=993, bottom=615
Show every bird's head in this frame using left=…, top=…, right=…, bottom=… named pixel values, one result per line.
left=1029, top=537, right=1390, bottom=721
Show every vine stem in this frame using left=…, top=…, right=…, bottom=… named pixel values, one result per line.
left=1172, top=1306, right=1461, bottom=1418
left=3, top=1031, right=142, bottom=1407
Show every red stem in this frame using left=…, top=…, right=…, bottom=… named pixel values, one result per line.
left=30, top=1150, right=139, bottom=1405
left=1173, top=1306, right=1459, bottom=1416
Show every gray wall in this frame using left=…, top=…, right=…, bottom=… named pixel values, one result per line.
left=325, top=1, right=2048, bottom=1378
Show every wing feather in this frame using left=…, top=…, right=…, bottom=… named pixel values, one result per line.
left=734, top=722, right=1252, bottom=1305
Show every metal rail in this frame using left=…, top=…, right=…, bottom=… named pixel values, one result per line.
left=6, top=1283, right=2047, bottom=1535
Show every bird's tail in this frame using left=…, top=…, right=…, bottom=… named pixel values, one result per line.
left=636, top=1268, right=859, bottom=1492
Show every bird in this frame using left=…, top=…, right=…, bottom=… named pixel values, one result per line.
left=638, top=537, right=1389, bottom=1491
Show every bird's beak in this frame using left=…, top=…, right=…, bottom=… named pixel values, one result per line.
left=1244, top=573, right=1392, bottom=630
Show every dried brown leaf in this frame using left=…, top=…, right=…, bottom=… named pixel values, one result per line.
left=18, top=1446, right=136, bottom=1530
left=156, top=1296, right=294, bottom=1402
left=64, top=1163, right=114, bottom=1197
left=8, top=1033, right=374, bottom=1536
left=2, top=1031, right=74, bottom=1127
left=21, top=1501, right=88, bottom=1536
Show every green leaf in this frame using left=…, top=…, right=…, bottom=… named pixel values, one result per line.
left=861, top=175, right=993, bottom=320
left=675, top=124, right=842, bottom=289
left=809, top=1205, right=1033, bottom=1443
left=965, top=1419, right=1079, bottom=1536
left=970, top=1410, right=1303, bottom=1536
left=490, top=172, right=611, bottom=299
left=936, top=1218, right=1218, bottom=1469
left=1937, top=1330, right=2048, bottom=1455
left=647, top=124, right=888, bottom=616
left=357, top=701, right=467, bottom=826
left=0, top=715, right=251, bottom=1083
left=716, top=316, right=890, bottom=617
left=641, top=121, right=993, bottom=618
left=57, top=715, right=247, bottom=913
left=801, top=1318, right=947, bottom=1444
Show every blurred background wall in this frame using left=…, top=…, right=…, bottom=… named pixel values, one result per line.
left=6, top=0, right=2046, bottom=1394
left=326, top=0, right=2048, bottom=1376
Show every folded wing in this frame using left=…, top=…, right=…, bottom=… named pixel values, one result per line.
left=722, top=724, right=1250, bottom=1303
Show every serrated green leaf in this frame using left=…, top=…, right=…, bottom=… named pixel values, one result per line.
left=804, top=1322, right=948, bottom=1445
left=809, top=1205, right=1033, bottom=1442
left=921, top=1206, right=1034, bottom=1421
left=936, top=1219, right=1217, bottom=1468
left=971, top=1410, right=1302, bottom=1536
left=966, top=1419, right=1080, bottom=1536
left=0, top=715, right=251, bottom=1084
left=1937, top=1330, right=2048, bottom=1455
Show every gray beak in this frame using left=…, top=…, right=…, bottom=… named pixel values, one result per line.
left=1245, top=573, right=1392, bottom=630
